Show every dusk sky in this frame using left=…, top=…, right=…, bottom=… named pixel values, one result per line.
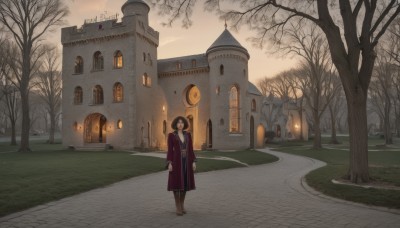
left=51, top=0, right=299, bottom=85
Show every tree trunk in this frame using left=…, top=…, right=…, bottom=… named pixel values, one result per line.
left=384, top=98, right=393, bottom=144
left=396, top=115, right=400, bottom=138
left=19, top=48, right=31, bottom=152
left=346, top=93, right=369, bottom=183
left=10, top=120, right=17, bottom=146
left=49, top=109, right=55, bottom=144
left=313, top=112, right=322, bottom=149
left=329, top=106, right=339, bottom=144
left=299, top=99, right=304, bottom=141
left=19, top=90, right=30, bottom=152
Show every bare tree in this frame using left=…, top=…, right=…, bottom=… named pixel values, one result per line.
left=2, top=82, right=20, bottom=145
left=369, top=47, right=396, bottom=144
left=153, top=0, right=400, bottom=183
left=385, top=18, right=400, bottom=137
left=0, top=0, right=69, bottom=152
left=272, top=21, right=341, bottom=149
left=327, top=75, right=345, bottom=144
left=34, top=46, right=61, bottom=144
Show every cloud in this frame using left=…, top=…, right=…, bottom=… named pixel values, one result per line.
left=159, top=36, right=184, bottom=47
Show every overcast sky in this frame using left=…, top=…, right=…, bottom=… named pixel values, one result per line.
left=51, top=0, right=299, bottom=85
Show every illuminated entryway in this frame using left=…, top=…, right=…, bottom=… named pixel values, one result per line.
left=256, top=124, right=265, bottom=148
left=84, top=113, right=107, bottom=143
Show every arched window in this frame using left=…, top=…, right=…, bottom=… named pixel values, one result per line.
left=142, top=73, right=151, bottom=87
left=74, top=86, right=83, bottom=105
left=74, top=56, right=83, bottom=74
left=117, top=120, right=123, bottom=129
left=93, top=85, right=104, bottom=104
left=114, top=51, right=123, bottom=68
left=220, top=64, right=224, bottom=75
left=93, top=51, right=104, bottom=70
left=243, top=69, right=246, bottom=77
left=113, top=82, right=123, bottom=102
left=229, top=85, right=240, bottom=132
left=220, top=118, right=224, bottom=125
left=251, top=99, right=256, bottom=111
left=176, top=62, right=182, bottom=70
left=143, top=52, right=146, bottom=62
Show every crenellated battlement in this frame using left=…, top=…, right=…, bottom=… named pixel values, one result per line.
left=61, top=17, right=159, bottom=47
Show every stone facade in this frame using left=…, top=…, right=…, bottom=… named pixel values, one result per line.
left=61, top=0, right=265, bottom=150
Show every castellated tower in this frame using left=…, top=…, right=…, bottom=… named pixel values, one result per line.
left=61, top=0, right=265, bottom=151
left=61, top=0, right=162, bottom=150
left=206, top=28, right=251, bottom=149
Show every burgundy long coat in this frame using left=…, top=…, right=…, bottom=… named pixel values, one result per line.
left=166, top=130, right=196, bottom=191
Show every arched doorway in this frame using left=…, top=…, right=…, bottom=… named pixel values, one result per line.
left=206, top=119, right=212, bottom=148
left=187, top=115, right=194, bottom=144
left=84, top=113, right=107, bottom=143
left=250, top=115, right=254, bottom=148
left=257, top=124, right=265, bottom=148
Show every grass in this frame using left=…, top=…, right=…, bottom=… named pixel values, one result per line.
left=270, top=135, right=400, bottom=209
left=0, top=140, right=278, bottom=217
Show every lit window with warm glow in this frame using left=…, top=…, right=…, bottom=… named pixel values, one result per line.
left=229, top=86, right=240, bottom=132
left=114, top=51, right=123, bottom=68
left=74, top=56, right=83, bottom=74
left=113, top=82, right=123, bottom=102
left=142, top=73, right=151, bottom=87
left=117, top=120, right=123, bottom=129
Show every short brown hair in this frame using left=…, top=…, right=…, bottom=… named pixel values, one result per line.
left=171, top=116, right=189, bottom=131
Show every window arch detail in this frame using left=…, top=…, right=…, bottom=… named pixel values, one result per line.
left=74, top=56, right=83, bottom=74
left=93, top=51, right=104, bottom=70
left=74, top=86, right=83, bottom=105
left=142, top=73, right=151, bottom=87
left=113, top=82, right=123, bottom=102
left=229, top=85, right=240, bottom=132
left=93, top=85, right=104, bottom=104
left=114, top=51, right=123, bottom=69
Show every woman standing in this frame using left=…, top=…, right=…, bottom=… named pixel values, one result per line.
left=166, top=116, right=197, bottom=216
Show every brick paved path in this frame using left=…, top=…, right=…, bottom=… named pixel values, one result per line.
left=1, top=148, right=399, bottom=228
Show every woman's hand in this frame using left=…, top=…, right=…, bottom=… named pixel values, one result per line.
left=168, top=163, right=173, bottom=172
left=192, top=162, right=196, bottom=171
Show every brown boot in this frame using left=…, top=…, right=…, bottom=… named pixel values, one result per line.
left=180, top=191, right=187, bottom=214
left=173, top=191, right=183, bottom=216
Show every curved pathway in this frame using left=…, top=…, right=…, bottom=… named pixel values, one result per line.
left=0, top=148, right=399, bottom=227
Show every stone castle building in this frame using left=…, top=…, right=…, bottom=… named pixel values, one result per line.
left=61, top=0, right=266, bottom=150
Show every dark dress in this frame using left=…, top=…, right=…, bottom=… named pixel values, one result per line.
left=166, top=130, right=196, bottom=191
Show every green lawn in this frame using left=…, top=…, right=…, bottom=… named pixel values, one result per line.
left=270, top=136, right=400, bottom=209
left=0, top=140, right=277, bottom=217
